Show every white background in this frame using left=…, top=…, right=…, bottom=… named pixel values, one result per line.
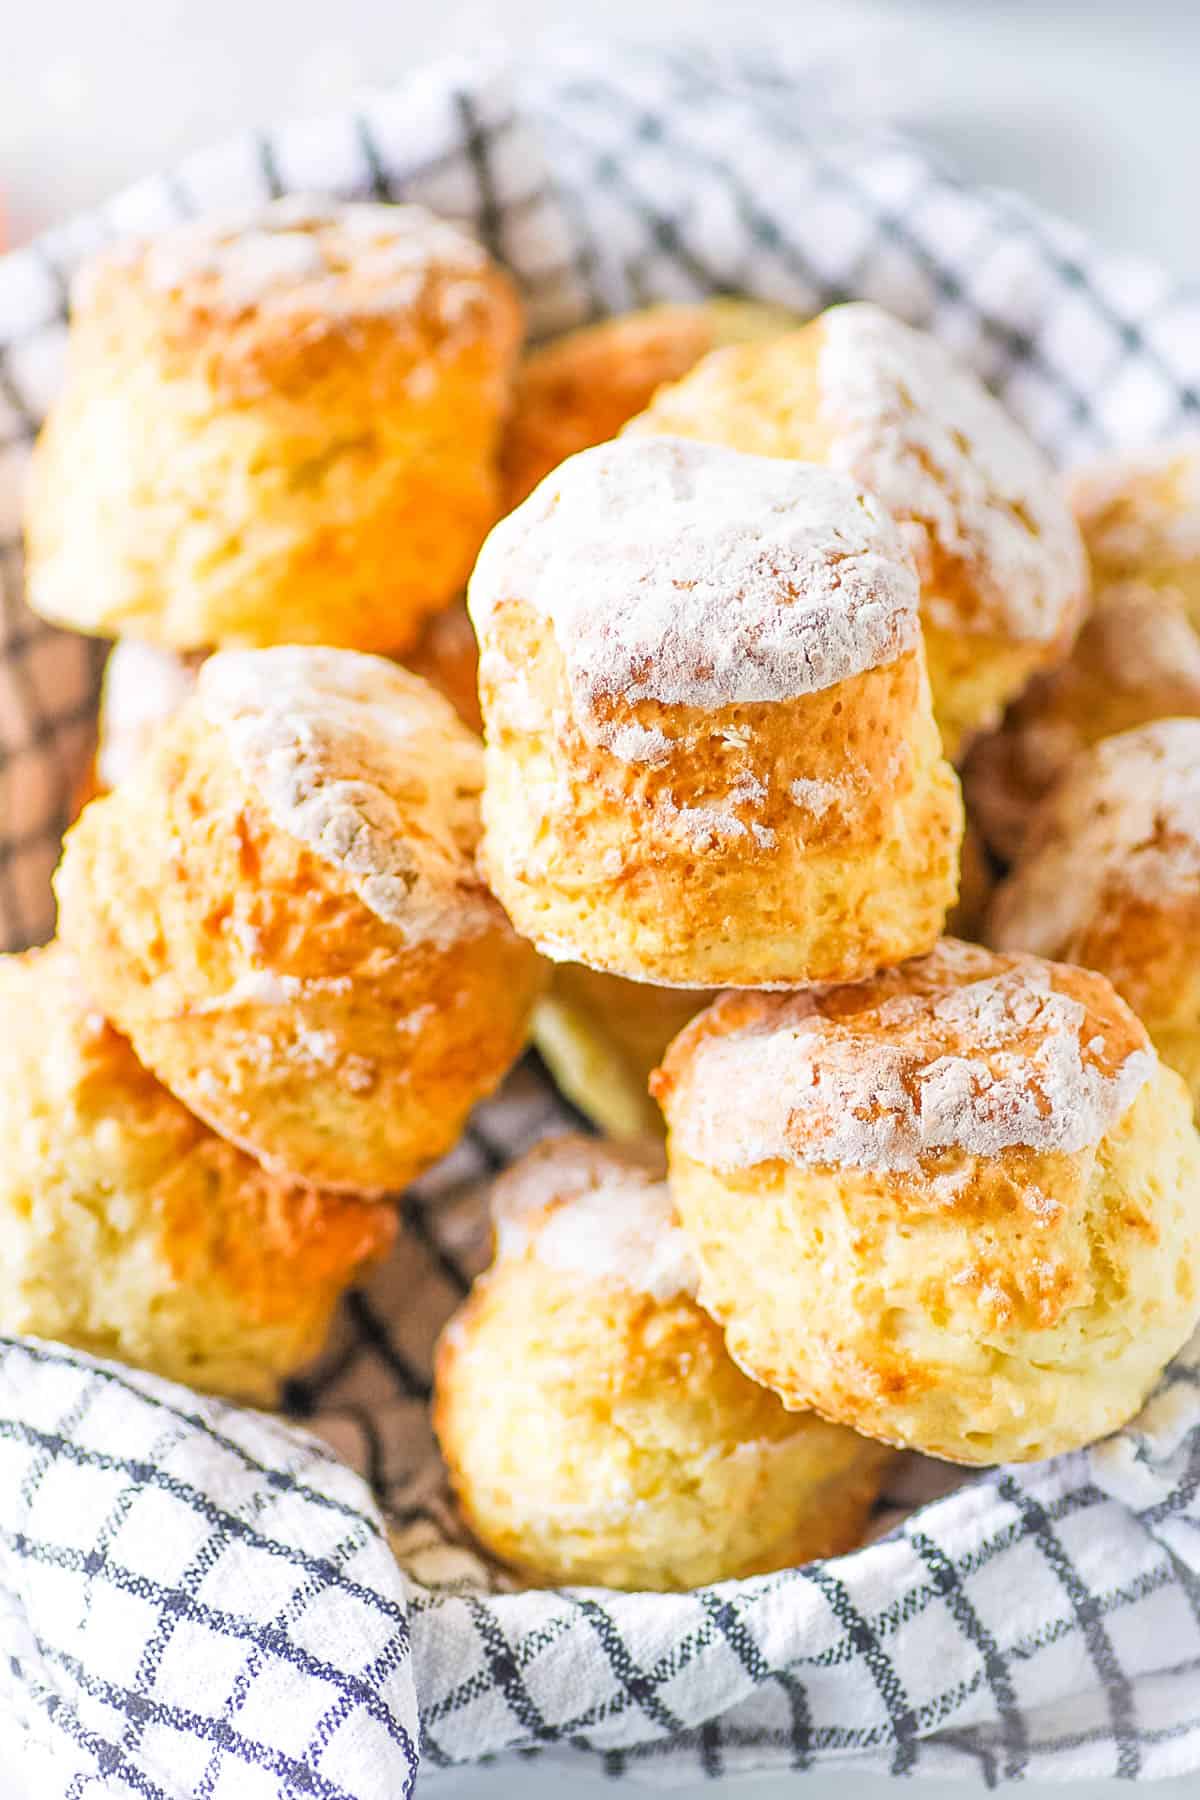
left=4, top=2, right=1200, bottom=1794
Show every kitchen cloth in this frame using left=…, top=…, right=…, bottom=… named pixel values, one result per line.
left=1, top=43, right=1200, bottom=1796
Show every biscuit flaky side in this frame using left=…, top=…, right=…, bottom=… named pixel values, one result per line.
left=470, top=436, right=963, bottom=989
left=627, top=303, right=1089, bottom=759
left=989, top=719, right=1200, bottom=1117
left=26, top=199, right=523, bottom=653
left=0, top=945, right=393, bottom=1403
left=434, top=1136, right=890, bottom=1590
left=655, top=940, right=1200, bottom=1465
left=55, top=649, right=545, bottom=1195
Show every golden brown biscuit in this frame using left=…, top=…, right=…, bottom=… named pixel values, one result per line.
left=88, top=601, right=481, bottom=809
left=26, top=198, right=523, bottom=653
left=989, top=719, right=1200, bottom=1116
left=627, top=303, right=1089, bottom=758
left=531, top=965, right=713, bottom=1138
left=55, top=647, right=545, bottom=1194
left=502, top=299, right=803, bottom=508
left=0, top=945, right=393, bottom=1403
left=965, top=441, right=1200, bottom=862
left=469, top=435, right=963, bottom=989
left=434, top=1135, right=889, bottom=1589
left=1072, top=436, right=1200, bottom=606
left=654, top=939, right=1200, bottom=1465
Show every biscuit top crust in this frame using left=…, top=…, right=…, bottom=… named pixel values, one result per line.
left=76, top=196, right=492, bottom=330
left=469, top=435, right=920, bottom=762
left=1065, top=580, right=1200, bottom=695
left=818, top=303, right=1087, bottom=642
left=198, top=647, right=492, bottom=947
left=1068, top=438, right=1200, bottom=574
left=990, top=719, right=1200, bottom=958
left=658, top=939, right=1153, bottom=1174
left=98, top=641, right=201, bottom=789
left=490, top=1134, right=698, bottom=1303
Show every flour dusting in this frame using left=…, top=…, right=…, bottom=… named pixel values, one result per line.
left=469, top=436, right=920, bottom=763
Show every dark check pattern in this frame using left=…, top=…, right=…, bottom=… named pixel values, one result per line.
left=1, top=41, right=1200, bottom=1796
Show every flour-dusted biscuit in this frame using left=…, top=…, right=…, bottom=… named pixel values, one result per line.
left=88, top=599, right=482, bottom=805
left=26, top=198, right=522, bottom=653
left=655, top=940, right=1200, bottom=1465
left=56, top=647, right=545, bottom=1194
left=967, top=440, right=1200, bottom=861
left=434, top=1136, right=889, bottom=1590
left=0, top=946, right=393, bottom=1402
left=502, top=298, right=802, bottom=508
left=990, top=719, right=1200, bottom=1117
left=629, top=303, right=1089, bottom=757
left=470, top=435, right=962, bottom=988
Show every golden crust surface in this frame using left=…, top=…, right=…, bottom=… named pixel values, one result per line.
left=477, top=612, right=961, bottom=985
left=434, top=1136, right=888, bottom=1590
left=628, top=305, right=1089, bottom=755
left=55, top=649, right=545, bottom=1194
left=501, top=299, right=802, bottom=509
left=0, top=946, right=393, bottom=1403
left=25, top=199, right=523, bottom=653
left=655, top=941, right=1200, bottom=1465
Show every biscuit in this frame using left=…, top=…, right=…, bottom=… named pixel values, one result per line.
left=654, top=939, right=1200, bottom=1465
left=531, top=964, right=713, bottom=1137
left=965, top=441, right=1200, bottom=862
left=26, top=198, right=522, bottom=653
left=88, top=600, right=482, bottom=804
left=55, top=647, right=545, bottom=1194
left=989, top=719, right=1200, bottom=1117
left=94, top=640, right=205, bottom=791
left=628, top=303, right=1088, bottom=757
left=502, top=298, right=802, bottom=508
left=0, top=945, right=393, bottom=1403
left=469, top=435, right=963, bottom=988
left=434, top=1135, right=890, bottom=1590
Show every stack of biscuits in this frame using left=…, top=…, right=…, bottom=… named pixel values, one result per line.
left=9, top=191, right=1200, bottom=1593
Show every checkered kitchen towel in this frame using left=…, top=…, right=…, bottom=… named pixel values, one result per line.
left=2, top=42, right=1200, bottom=1799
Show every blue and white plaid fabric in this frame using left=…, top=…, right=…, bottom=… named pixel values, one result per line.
left=2, top=45, right=1200, bottom=1798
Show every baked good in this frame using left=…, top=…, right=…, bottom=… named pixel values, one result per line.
left=469, top=434, right=963, bottom=988
left=965, top=441, right=1200, bottom=862
left=502, top=298, right=802, bottom=508
left=531, top=965, right=713, bottom=1138
left=0, top=945, right=393, bottom=1403
left=87, top=598, right=482, bottom=806
left=1073, top=436, right=1200, bottom=604
left=434, top=1135, right=889, bottom=1590
left=25, top=197, right=522, bottom=653
left=94, top=639, right=204, bottom=791
left=989, top=719, right=1200, bottom=1115
left=55, top=647, right=545, bottom=1194
left=654, top=939, right=1200, bottom=1465
left=627, top=302, right=1089, bottom=757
